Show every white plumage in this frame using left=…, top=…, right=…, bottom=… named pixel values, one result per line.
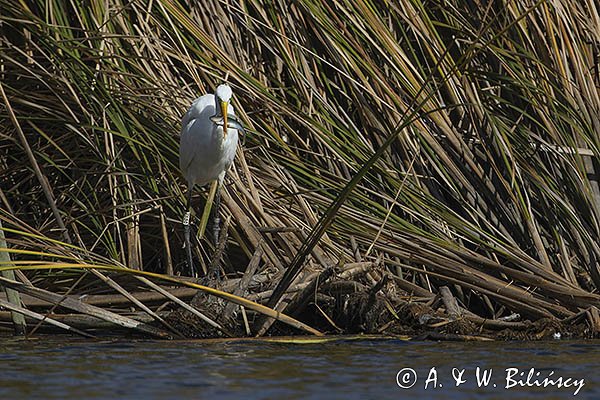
left=179, top=84, right=240, bottom=276
left=179, top=85, right=238, bottom=187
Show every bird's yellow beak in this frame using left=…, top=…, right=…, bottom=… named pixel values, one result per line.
left=220, top=101, right=228, bottom=138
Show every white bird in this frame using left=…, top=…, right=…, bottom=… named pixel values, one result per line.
left=179, top=83, right=242, bottom=277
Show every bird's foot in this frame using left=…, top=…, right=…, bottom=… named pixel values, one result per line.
left=203, top=266, right=221, bottom=285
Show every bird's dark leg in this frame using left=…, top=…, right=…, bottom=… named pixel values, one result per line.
left=183, top=185, right=196, bottom=277
left=212, top=184, right=221, bottom=247
left=210, top=182, right=221, bottom=281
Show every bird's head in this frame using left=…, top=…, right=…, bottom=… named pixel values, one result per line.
left=215, top=84, right=233, bottom=137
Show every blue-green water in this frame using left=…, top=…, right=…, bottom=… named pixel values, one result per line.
left=0, top=337, right=597, bottom=399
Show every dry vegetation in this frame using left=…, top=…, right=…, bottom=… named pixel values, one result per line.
left=1, top=0, right=600, bottom=339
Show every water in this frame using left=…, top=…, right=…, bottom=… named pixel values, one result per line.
left=0, top=337, right=597, bottom=399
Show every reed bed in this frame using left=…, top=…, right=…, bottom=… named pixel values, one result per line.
left=1, top=0, right=600, bottom=339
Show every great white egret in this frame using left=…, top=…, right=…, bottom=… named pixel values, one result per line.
left=179, top=83, right=243, bottom=277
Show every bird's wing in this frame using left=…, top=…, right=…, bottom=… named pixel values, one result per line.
left=181, top=95, right=208, bottom=129
left=179, top=94, right=214, bottom=178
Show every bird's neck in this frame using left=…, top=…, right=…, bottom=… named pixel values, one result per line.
left=214, top=94, right=224, bottom=116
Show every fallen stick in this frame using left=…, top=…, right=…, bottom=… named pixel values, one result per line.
left=0, top=287, right=199, bottom=308
left=0, top=275, right=171, bottom=338
left=440, top=286, right=462, bottom=319
left=0, top=298, right=93, bottom=338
